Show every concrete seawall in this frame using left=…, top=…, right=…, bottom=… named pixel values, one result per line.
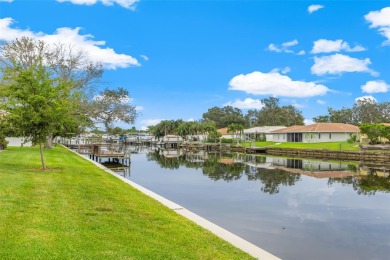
left=266, top=148, right=390, bottom=164
left=65, top=146, right=280, bottom=260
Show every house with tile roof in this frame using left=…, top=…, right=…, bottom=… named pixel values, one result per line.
left=270, top=123, right=360, bottom=143
left=217, top=128, right=235, bottom=139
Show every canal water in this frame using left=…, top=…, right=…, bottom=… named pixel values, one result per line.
left=106, top=146, right=390, bottom=260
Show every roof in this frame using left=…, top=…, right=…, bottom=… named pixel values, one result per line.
left=217, top=128, right=229, bottom=135
left=271, top=123, right=360, bottom=133
left=244, top=126, right=286, bottom=134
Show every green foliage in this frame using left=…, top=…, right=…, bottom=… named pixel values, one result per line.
left=380, top=125, right=390, bottom=141
left=360, top=123, right=389, bottom=144
left=2, top=64, right=68, bottom=140
left=314, top=98, right=390, bottom=125
left=0, top=62, right=74, bottom=167
left=246, top=97, right=304, bottom=127
left=149, top=120, right=217, bottom=141
left=89, top=87, right=137, bottom=130
left=0, top=37, right=104, bottom=137
left=221, top=138, right=233, bottom=144
left=202, top=106, right=246, bottom=128
left=0, top=131, right=7, bottom=150
left=207, top=131, right=221, bottom=143
left=347, top=133, right=358, bottom=144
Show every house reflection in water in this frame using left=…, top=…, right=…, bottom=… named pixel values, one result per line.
left=242, top=155, right=354, bottom=179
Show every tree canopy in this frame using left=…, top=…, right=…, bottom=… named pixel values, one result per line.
left=245, top=97, right=304, bottom=127
left=313, top=98, right=390, bottom=125
left=0, top=37, right=137, bottom=168
left=202, top=106, right=246, bottom=129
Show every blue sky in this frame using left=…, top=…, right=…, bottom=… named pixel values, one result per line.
left=1, top=0, right=389, bottom=130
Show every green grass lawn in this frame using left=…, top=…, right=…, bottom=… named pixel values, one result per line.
left=0, top=146, right=253, bottom=259
left=244, top=141, right=360, bottom=151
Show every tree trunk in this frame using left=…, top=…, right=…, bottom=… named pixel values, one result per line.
left=44, top=134, right=53, bottom=149
left=39, top=142, right=46, bottom=170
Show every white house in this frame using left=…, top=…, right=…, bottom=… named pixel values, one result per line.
left=5, top=137, right=33, bottom=147
left=243, top=126, right=286, bottom=142
left=270, top=123, right=360, bottom=143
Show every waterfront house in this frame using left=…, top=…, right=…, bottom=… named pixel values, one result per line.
left=217, top=128, right=235, bottom=139
left=0, top=110, right=32, bottom=147
left=243, top=126, right=286, bottom=142
left=270, top=123, right=360, bottom=143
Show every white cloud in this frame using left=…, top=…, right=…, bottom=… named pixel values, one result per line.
left=361, top=80, right=390, bottom=93
left=187, top=118, right=195, bottom=122
left=355, top=96, right=377, bottom=103
left=140, top=55, right=149, bottom=61
left=292, top=102, right=304, bottom=108
left=140, top=119, right=164, bottom=131
left=267, top=40, right=305, bottom=55
left=270, top=67, right=291, bottom=74
left=0, top=0, right=14, bottom=2
left=224, top=98, right=265, bottom=110
left=365, top=7, right=390, bottom=45
left=229, top=71, right=330, bottom=98
left=316, top=99, right=326, bottom=105
left=311, top=39, right=366, bottom=54
left=282, top=39, right=298, bottom=47
left=57, top=0, right=139, bottom=10
left=0, top=17, right=140, bottom=69
left=135, top=105, right=144, bottom=111
left=304, top=119, right=314, bottom=125
left=281, top=67, right=291, bottom=74
left=311, top=54, right=377, bottom=76
left=308, top=4, right=324, bottom=14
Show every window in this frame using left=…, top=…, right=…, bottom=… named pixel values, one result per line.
left=318, top=133, right=321, bottom=139
left=329, top=133, right=332, bottom=139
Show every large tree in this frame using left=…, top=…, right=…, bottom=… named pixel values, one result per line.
left=250, top=97, right=304, bottom=126
left=0, top=62, right=72, bottom=168
left=0, top=37, right=137, bottom=167
left=0, top=37, right=104, bottom=147
left=88, top=87, right=137, bottom=131
left=202, top=106, right=246, bottom=128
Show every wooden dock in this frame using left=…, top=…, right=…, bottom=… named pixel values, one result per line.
left=74, top=144, right=131, bottom=165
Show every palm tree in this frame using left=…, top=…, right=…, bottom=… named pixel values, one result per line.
left=227, top=123, right=244, bottom=146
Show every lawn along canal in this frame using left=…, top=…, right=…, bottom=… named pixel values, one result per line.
left=103, top=146, right=390, bottom=260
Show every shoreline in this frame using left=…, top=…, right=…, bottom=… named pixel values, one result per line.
left=65, top=145, right=280, bottom=260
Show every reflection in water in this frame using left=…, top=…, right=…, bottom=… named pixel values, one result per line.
left=101, top=162, right=131, bottom=178
left=145, top=148, right=390, bottom=195
left=122, top=147, right=390, bottom=260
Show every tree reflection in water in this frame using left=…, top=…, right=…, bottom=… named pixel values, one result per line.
left=328, top=168, right=390, bottom=195
left=145, top=149, right=390, bottom=195
left=245, top=166, right=301, bottom=194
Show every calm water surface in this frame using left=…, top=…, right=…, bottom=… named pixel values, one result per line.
left=109, top=147, right=390, bottom=260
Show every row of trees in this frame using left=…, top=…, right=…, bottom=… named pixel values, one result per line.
left=360, top=124, right=390, bottom=144
left=313, top=98, right=390, bottom=125
left=147, top=120, right=218, bottom=140
left=202, top=97, right=305, bottom=129
left=0, top=37, right=137, bottom=169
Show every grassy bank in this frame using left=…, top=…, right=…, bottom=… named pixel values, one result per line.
left=0, top=146, right=253, bottom=259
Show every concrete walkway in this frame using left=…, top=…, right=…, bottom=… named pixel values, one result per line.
left=67, top=147, right=280, bottom=260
